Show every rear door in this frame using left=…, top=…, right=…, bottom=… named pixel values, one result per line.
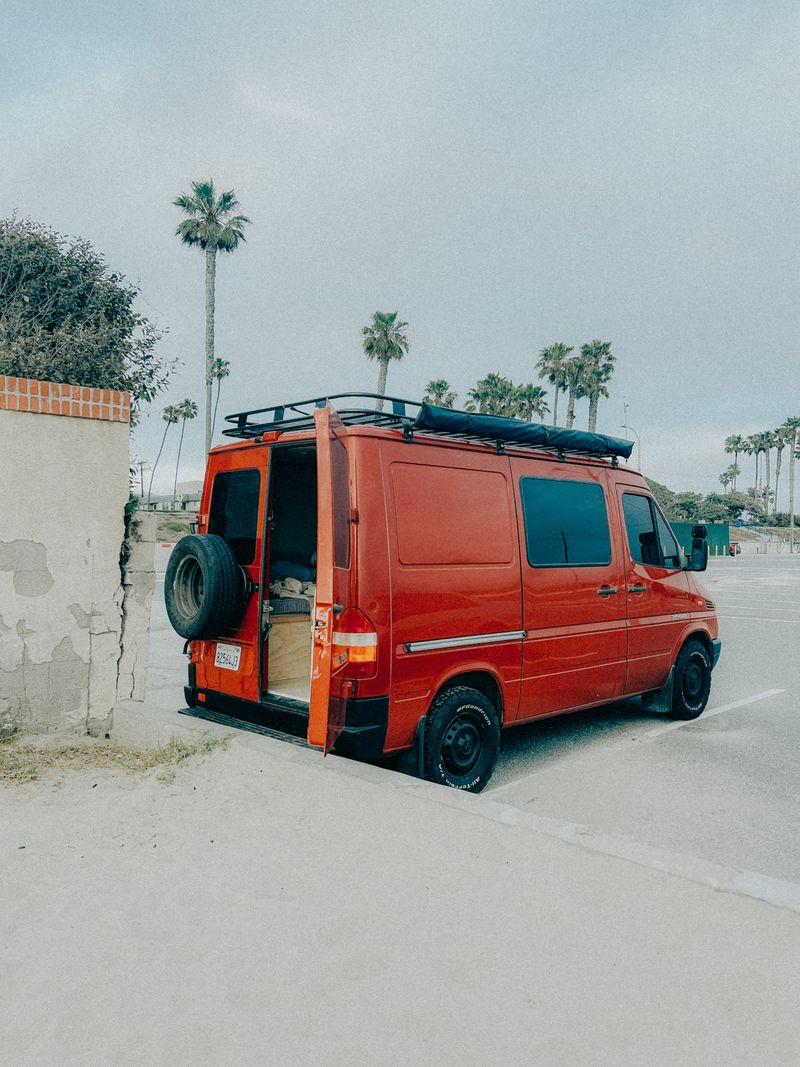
left=615, top=485, right=695, bottom=694
left=198, top=446, right=268, bottom=702
left=307, top=404, right=352, bottom=752
left=512, top=462, right=627, bottom=718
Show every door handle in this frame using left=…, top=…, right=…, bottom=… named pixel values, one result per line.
left=597, top=586, right=618, bottom=596
left=628, top=584, right=647, bottom=594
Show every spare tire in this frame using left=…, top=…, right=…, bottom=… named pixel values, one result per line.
left=164, top=535, right=244, bottom=639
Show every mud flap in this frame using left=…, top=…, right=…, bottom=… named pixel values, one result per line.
left=641, top=668, right=674, bottom=714
left=396, top=715, right=426, bottom=778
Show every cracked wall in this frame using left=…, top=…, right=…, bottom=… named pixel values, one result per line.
left=0, top=396, right=146, bottom=734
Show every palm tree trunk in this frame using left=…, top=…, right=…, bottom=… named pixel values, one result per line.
left=552, top=387, right=559, bottom=427
left=212, top=378, right=221, bottom=438
left=147, top=422, right=171, bottom=503
left=789, top=434, right=797, bottom=553
left=204, top=247, right=216, bottom=454
left=173, top=419, right=187, bottom=509
left=587, top=393, right=599, bottom=434
left=375, top=359, right=388, bottom=412
left=775, top=449, right=783, bottom=514
left=764, top=449, right=771, bottom=515
left=566, top=387, right=576, bottom=429
left=733, top=451, right=739, bottom=491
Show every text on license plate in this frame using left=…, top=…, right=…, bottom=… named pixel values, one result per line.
left=214, top=643, right=241, bottom=671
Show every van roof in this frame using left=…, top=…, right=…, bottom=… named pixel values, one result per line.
left=222, top=393, right=634, bottom=463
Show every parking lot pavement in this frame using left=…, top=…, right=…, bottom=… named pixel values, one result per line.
left=489, top=556, right=800, bottom=892
left=150, top=549, right=800, bottom=895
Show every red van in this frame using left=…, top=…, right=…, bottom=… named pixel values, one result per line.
left=164, top=394, right=721, bottom=792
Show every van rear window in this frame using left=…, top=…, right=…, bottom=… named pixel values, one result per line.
left=520, top=477, right=611, bottom=567
left=208, top=469, right=261, bottom=565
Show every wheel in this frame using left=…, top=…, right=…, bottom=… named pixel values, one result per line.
left=164, top=535, right=244, bottom=640
left=668, top=639, right=711, bottom=720
left=423, top=686, right=500, bottom=793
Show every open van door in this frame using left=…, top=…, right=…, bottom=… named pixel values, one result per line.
left=307, top=403, right=351, bottom=752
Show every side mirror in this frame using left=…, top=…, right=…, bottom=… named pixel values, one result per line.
left=684, top=524, right=708, bottom=571
left=685, top=537, right=709, bottom=572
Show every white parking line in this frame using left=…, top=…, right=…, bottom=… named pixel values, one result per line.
left=718, top=614, right=800, bottom=623
left=645, top=688, right=785, bottom=737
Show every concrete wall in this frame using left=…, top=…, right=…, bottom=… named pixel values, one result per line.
left=0, top=375, right=152, bottom=735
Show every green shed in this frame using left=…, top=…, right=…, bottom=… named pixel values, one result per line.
left=669, top=521, right=730, bottom=559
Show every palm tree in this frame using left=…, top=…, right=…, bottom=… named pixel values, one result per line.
left=361, top=311, right=410, bottom=411
left=535, top=342, right=573, bottom=427
left=513, top=384, right=550, bottom=421
left=784, top=416, right=800, bottom=552
left=719, top=470, right=733, bottom=491
left=172, top=399, right=199, bottom=508
left=210, top=357, right=231, bottom=437
left=744, top=435, right=760, bottom=493
left=174, top=179, right=251, bottom=454
left=724, top=434, right=746, bottom=490
left=773, top=426, right=791, bottom=514
left=580, top=340, right=615, bottom=433
left=724, top=463, right=741, bottom=492
left=423, top=379, right=457, bottom=408
left=760, top=430, right=777, bottom=515
left=147, top=404, right=180, bottom=504
left=563, top=354, right=586, bottom=429
left=467, top=373, right=516, bottom=416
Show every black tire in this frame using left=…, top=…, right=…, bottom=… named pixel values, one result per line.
left=423, top=686, right=500, bottom=793
left=668, top=639, right=712, bottom=720
left=164, top=535, right=244, bottom=640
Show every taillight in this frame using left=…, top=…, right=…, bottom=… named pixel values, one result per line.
left=332, top=608, right=378, bottom=679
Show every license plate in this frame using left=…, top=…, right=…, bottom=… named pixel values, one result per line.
left=214, top=643, right=241, bottom=671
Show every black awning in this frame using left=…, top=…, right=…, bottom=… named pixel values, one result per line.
left=412, top=403, right=634, bottom=460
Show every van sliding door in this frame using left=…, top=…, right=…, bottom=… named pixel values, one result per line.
left=307, top=404, right=352, bottom=752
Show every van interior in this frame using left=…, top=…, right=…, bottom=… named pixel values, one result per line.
left=264, top=445, right=317, bottom=705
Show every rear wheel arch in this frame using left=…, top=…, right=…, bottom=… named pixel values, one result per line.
left=432, top=670, right=504, bottom=725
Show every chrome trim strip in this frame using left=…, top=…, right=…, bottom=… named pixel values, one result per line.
left=404, top=630, right=526, bottom=653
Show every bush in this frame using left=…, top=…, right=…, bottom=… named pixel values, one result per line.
left=0, top=217, right=171, bottom=421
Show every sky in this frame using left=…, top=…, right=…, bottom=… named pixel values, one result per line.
left=3, top=0, right=798, bottom=498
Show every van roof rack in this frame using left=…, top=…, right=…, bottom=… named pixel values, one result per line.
left=223, top=392, right=634, bottom=462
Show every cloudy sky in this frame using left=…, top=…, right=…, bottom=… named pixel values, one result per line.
left=3, top=0, right=798, bottom=497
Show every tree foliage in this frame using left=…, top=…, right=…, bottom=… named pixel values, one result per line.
left=467, top=373, right=549, bottom=420
left=0, top=217, right=169, bottom=421
left=174, top=181, right=251, bottom=253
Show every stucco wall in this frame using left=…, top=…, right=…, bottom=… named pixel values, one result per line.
left=0, top=376, right=151, bottom=735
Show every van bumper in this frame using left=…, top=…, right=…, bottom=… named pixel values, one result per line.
left=710, top=638, right=722, bottom=669
left=334, top=696, right=389, bottom=761
left=182, top=682, right=388, bottom=760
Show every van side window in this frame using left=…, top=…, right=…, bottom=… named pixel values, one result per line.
left=209, top=469, right=261, bottom=565
left=331, top=436, right=350, bottom=568
left=622, top=493, right=680, bottom=569
left=391, top=463, right=513, bottom=565
left=520, top=477, right=611, bottom=567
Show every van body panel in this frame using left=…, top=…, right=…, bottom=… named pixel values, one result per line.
left=379, top=438, right=523, bottom=748
left=511, top=459, right=627, bottom=720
